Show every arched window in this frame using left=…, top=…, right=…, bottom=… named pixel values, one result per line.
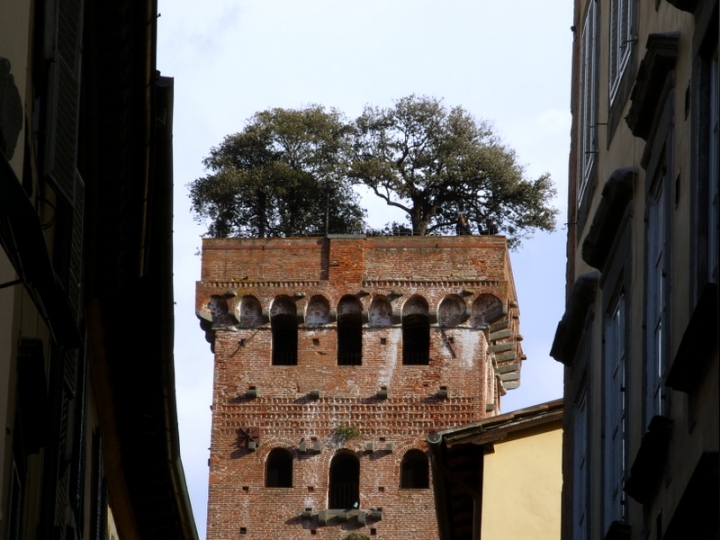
left=402, top=295, right=430, bottom=365
left=329, top=453, right=360, bottom=509
left=271, top=296, right=298, bottom=365
left=400, top=449, right=429, bottom=489
left=265, top=448, right=293, bottom=488
left=337, top=296, right=362, bottom=365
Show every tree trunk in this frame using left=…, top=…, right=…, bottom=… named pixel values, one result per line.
left=256, top=190, right=266, bottom=238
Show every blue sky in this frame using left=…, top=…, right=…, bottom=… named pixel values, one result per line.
left=157, top=1, right=572, bottom=536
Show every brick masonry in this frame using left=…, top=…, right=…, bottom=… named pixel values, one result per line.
left=197, top=235, right=524, bottom=540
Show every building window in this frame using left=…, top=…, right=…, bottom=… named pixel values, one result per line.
left=265, top=448, right=293, bottom=488
left=646, top=171, right=668, bottom=425
left=337, top=296, right=362, bottom=365
left=402, top=295, right=430, bottom=365
left=400, top=450, right=429, bottom=489
left=271, top=296, right=298, bottom=366
left=603, top=291, right=627, bottom=530
left=578, top=0, right=598, bottom=205
left=573, top=389, right=589, bottom=540
left=329, top=453, right=360, bottom=509
left=609, top=0, right=634, bottom=103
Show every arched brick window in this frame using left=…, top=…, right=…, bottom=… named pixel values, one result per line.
left=329, top=452, right=360, bottom=509
left=400, top=449, right=429, bottom=489
left=402, top=295, right=430, bottom=365
left=265, top=448, right=293, bottom=488
left=337, top=296, right=362, bottom=365
left=271, top=296, right=298, bottom=365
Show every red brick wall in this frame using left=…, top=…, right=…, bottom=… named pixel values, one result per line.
left=198, top=236, right=521, bottom=540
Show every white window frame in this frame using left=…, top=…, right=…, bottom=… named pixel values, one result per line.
left=603, top=292, right=627, bottom=530
left=609, top=0, right=634, bottom=103
left=578, top=1, right=598, bottom=205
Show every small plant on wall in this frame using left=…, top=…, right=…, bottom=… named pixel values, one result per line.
left=333, top=424, right=360, bottom=442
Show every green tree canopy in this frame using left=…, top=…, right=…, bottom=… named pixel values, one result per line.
left=349, top=95, right=558, bottom=246
left=190, top=97, right=558, bottom=248
left=189, top=105, right=366, bottom=238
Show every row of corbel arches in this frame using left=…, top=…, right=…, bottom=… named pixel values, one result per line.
left=209, top=292, right=507, bottom=366
left=213, top=292, right=506, bottom=328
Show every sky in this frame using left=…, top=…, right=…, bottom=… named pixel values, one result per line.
left=156, top=2, right=573, bottom=537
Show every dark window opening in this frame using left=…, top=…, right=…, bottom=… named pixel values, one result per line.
left=338, top=312, right=362, bottom=365
left=401, top=450, right=429, bottom=489
left=265, top=448, right=293, bottom=488
left=402, top=314, right=430, bottom=365
left=329, top=453, right=360, bottom=509
left=272, top=314, right=298, bottom=365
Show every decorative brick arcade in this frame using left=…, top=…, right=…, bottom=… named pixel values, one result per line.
left=196, top=235, right=524, bottom=539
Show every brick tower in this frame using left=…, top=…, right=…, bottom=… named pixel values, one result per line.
left=196, top=235, right=524, bottom=539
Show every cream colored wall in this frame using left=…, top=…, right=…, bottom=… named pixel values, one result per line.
left=480, top=424, right=563, bottom=540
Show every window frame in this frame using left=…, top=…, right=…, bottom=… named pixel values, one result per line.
left=573, top=387, right=589, bottom=540
left=603, top=289, right=628, bottom=530
left=609, top=0, right=635, bottom=104
left=577, top=0, right=599, bottom=208
left=643, top=99, right=673, bottom=428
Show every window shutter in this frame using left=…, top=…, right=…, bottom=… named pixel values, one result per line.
left=45, top=0, right=85, bottom=322
left=45, top=0, right=84, bottom=206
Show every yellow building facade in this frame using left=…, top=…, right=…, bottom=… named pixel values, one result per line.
left=429, top=399, right=563, bottom=540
